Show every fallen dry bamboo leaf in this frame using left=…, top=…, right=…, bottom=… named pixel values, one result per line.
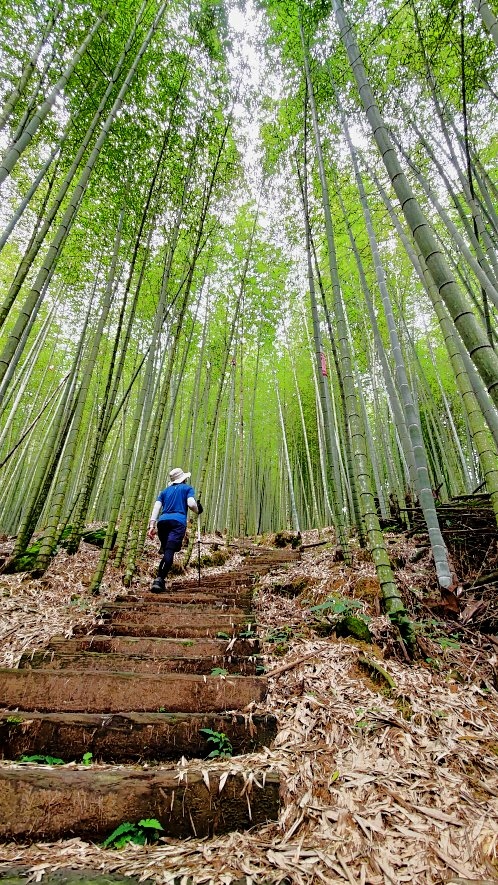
left=337, top=853, right=358, bottom=884
left=0, top=529, right=497, bottom=883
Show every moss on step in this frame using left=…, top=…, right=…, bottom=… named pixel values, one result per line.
left=272, top=576, right=312, bottom=597
left=200, top=548, right=230, bottom=567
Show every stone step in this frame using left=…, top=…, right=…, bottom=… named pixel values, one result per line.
left=101, top=615, right=253, bottom=639
left=242, top=551, right=301, bottom=563
left=0, top=669, right=266, bottom=713
left=0, top=764, right=280, bottom=840
left=0, top=710, right=277, bottom=762
left=142, top=583, right=251, bottom=600
left=100, top=595, right=252, bottom=616
left=99, top=603, right=248, bottom=625
left=165, top=555, right=300, bottom=588
left=47, top=635, right=260, bottom=657
left=167, top=573, right=254, bottom=589
left=18, top=650, right=260, bottom=675
left=140, top=590, right=254, bottom=609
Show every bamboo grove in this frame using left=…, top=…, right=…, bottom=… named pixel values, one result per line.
left=1, top=0, right=498, bottom=633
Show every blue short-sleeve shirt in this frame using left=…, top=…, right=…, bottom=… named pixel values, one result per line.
left=156, top=483, right=195, bottom=526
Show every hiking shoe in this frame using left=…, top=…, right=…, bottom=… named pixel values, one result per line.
left=150, top=577, right=166, bottom=593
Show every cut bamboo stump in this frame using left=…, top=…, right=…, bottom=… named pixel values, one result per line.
left=0, top=551, right=302, bottom=842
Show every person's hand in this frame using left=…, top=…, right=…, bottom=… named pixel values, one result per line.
left=196, top=499, right=204, bottom=515
left=147, top=522, right=157, bottom=540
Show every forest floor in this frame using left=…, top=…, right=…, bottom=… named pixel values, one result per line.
left=0, top=527, right=497, bottom=884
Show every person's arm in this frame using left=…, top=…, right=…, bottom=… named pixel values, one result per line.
left=148, top=500, right=162, bottom=538
left=187, top=496, right=198, bottom=514
left=188, top=496, right=203, bottom=515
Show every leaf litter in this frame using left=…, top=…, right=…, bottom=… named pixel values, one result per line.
left=0, top=529, right=497, bottom=883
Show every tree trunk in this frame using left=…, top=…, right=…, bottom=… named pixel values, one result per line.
left=0, top=15, right=104, bottom=185
left=332, top=0, right=498, bottom=409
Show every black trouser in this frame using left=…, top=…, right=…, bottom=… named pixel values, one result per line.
left=156, top=519, right=186, bottom=578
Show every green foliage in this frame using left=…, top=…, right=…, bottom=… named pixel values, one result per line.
left=310, top=596, right=364, bottom=616
left=102, top=818, right=163, bottom=849
left=265, top=625, right=294, bottom=656
left=4, top=524, right=112, bottom=573
left=265, top=625, right=294, bottom=643
left=82, top=752, right=93, bottom=766
left=309, top=597, right=372, bottom=641
left=1, top=0, right=497, bottom=567
left=5, top=541, right=42, bottom=573
left=238, top=625, right=256, bottom=638
left=189, top=0, right=230, bottom=60
left=435, top=635, right=461, bottom=651
left=310, top=595, right=371, bottom=628
left=19, top=754, right=65, bottom=765
left=416, top=619, right=461, bottom=654
left=354, top=711, right=377, bottom=733
left=200, top=549, right=230, bottom=567
left=210, top=667, right=228, bottom=676
left=199, top=728, right=233, bottom=758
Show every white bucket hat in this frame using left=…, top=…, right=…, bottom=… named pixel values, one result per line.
left=168, top=467, right=191, bottom=485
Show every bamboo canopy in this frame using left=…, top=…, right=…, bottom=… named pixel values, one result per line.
left=0, top=0, right=497, bottom=618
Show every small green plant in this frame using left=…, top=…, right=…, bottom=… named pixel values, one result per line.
left=308, top=596, right=371, bottom=639
left=238, top=626, right=256, bottom=638
left=353, top=709, right=382, bottom=734
left=181, top=640, right=194, bottom=647
left=102, top=818, right=163, bottom=849
left=200, top=728, right=233, bottom=758
left=310, top=596, right=365, bottom=617
left=435, top=635, right=460, bottom=651
left=265, top=625, right=294, bottom=643
left=210, top=667, right=228, bottom=676
left=419, top=618, right=439, bottom=628
left=19, top=754, right=65, bottom=765
left=82, top=752, right=93, bottom=766
left=158, top=707, right=166, bottom=712
left=216, top=631, right=230, bottom=639
left=416, top=620, right=460, bottom=653
left=6, top=715, right=23, bottom=724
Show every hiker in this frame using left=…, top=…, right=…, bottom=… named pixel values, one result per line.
left=147, top=467, right=203, bottom=593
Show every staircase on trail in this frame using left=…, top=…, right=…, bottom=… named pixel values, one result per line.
left=0, top=545, right=301, bottom=843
